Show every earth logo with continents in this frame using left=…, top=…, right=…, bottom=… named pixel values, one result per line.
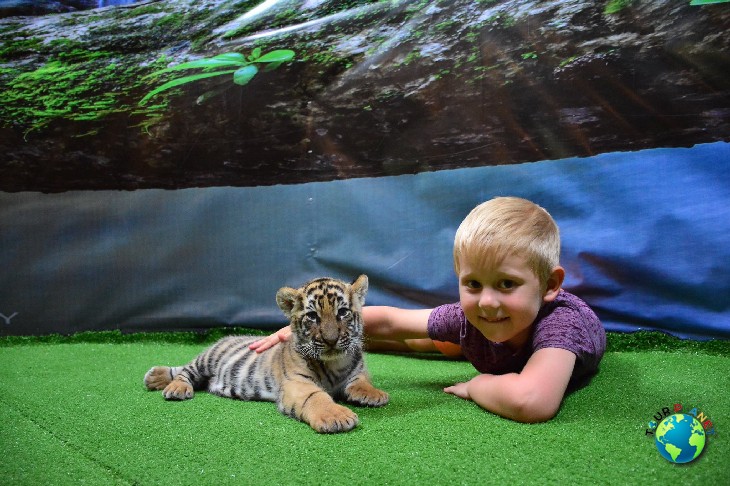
left=654, top=413, right=706, bottom=464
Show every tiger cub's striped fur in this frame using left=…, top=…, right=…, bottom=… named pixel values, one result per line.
left=143, top=275, right=388, bottom=433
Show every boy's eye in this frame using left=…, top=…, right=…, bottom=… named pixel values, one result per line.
left=465, top=280, right=482, bottom=290
left=497, top=280, right=517, bottom=290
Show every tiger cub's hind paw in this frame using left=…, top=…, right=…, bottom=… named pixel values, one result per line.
left=144, top=366, right=173, bottom=391
left=162, top=380, right=194, bottom=400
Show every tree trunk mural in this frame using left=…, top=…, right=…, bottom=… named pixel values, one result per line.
left=1, top=0, right=728, bottom=192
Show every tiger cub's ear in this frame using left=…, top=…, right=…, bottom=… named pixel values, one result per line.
left=276, top=286, right=302, bottom=318
left=349, top=274, right=368, bottom=310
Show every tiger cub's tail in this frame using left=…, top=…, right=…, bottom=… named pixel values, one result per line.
left=143, top=366, right=184, bottom=391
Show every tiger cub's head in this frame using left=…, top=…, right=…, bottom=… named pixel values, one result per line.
left=276, top=275, right=368, bottom=361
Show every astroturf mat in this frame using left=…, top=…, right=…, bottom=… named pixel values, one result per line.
left=0, top=331, right=727, bottom=485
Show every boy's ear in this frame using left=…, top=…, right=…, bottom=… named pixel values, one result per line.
left=349, top=274, right=368, bottom=310
left=276, top=287, right=301, bottom=318
left=543, top=266, right=565, bottom=303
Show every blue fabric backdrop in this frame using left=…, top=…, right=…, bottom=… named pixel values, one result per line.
left=1, top=142, right=728, bottom=339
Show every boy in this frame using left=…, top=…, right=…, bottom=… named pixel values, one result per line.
left=251, top=197, right=606, bottom=423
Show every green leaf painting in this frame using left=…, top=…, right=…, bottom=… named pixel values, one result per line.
left=140, top=70, right=239, bottom=105
left=140, top=49, right=294, bottom=105
left=233, top=65, right=258, bottom=85
left=253, top=50, right=296, bottom=63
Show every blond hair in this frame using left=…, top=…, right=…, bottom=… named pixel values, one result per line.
left=453, top=197, right=560, bottom=287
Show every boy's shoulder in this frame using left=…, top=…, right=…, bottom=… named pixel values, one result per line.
left=534, top=289, right=605, bottom=355
left=553, top=288, right=584, bottom=303
left=544, top=289, right=596, bottom=317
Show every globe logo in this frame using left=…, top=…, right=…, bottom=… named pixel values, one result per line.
left=654, top=413, right=706, bottom=463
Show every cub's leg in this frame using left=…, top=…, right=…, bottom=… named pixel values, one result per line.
left=143, top=365, right=195, bottom=400
left=345, top=373, right=390, bottom=407
left=144, top=336, right=242, bottom=400
left=279, top=381, right=359, bottom=433
left=143, top=366, right=184, bottom=390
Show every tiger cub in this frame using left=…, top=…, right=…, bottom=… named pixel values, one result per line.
left=143, top=275, right=388, bottom=433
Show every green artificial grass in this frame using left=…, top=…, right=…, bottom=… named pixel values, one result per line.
left=1, top=331, right=728, bottom=485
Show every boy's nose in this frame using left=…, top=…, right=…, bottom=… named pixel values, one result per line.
left=478, top=289, right=499, bottom=309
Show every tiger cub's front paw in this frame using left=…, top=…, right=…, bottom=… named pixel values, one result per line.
left=346, top=383, right=390, bottom=407
left=308, top=403, right=359, bottom=433
left=162, top=380, right=194, bottom=400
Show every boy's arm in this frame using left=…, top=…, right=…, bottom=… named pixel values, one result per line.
left=363, top=306, right=432, bottom=341
left=250, top=305, right=431, bottom=353
left=444, top=347, right=576, bottom=423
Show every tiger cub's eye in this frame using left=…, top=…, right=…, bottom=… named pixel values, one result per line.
left=337, top=308, right=351, bottom=319
left=305, top=311, right=319, bottom=321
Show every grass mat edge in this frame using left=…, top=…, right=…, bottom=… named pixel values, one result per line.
left=1, top=329, right=727, bottom=354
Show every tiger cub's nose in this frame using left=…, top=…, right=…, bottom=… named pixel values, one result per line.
left=320, top=324, right=340, bottom=346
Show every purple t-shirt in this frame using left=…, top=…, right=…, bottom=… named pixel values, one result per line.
left=427, top=290, right=606, bottom=384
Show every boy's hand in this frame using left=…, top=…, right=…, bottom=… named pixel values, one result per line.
left=443, top=382, right=472, bottom=400
left=249, top=326, right=292, bottom=353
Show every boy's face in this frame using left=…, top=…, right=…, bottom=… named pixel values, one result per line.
left=457, top=253, right=547, bottom=350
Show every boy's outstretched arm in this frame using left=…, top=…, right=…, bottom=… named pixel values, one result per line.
left=249, top=305, right=432, bottom=353
left=444, top=347, right=576, bottom=423
left=362, top=306, right=432, bottom=341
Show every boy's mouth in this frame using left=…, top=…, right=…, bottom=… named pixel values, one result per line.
left=482, top=316, right=508, bottom=323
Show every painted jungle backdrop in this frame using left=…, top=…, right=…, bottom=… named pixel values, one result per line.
left=1, top=0, right=728, bottom=192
